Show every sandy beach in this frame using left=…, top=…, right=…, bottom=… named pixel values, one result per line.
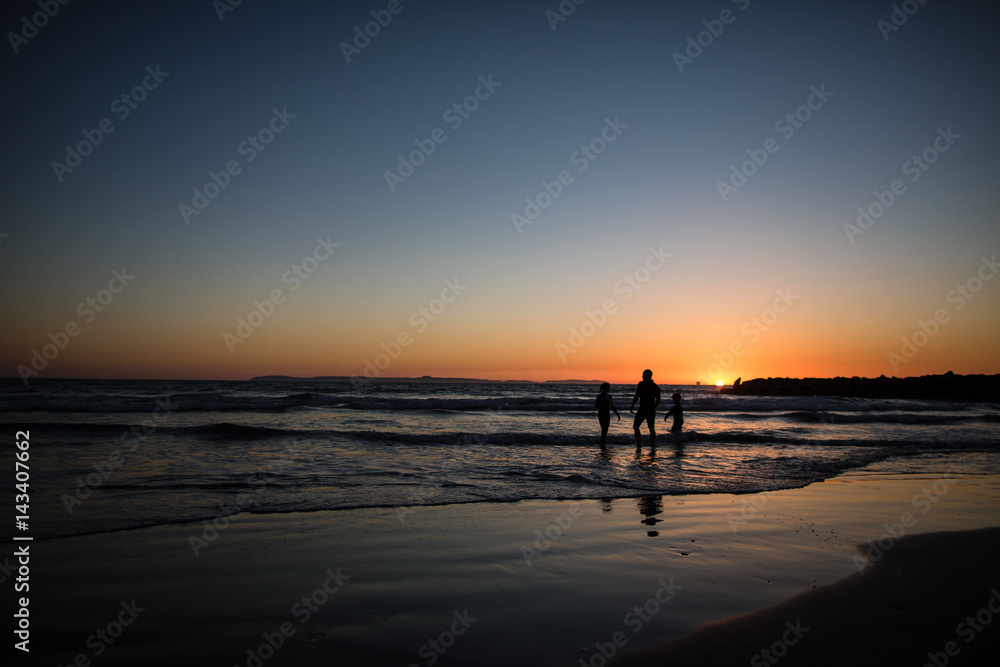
left=619, top=526, right=1000, bottom=666
left=25, top=466, right=999, bottom=666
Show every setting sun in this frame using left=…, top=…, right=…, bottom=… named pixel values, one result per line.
left=716, top=380, right=725, bottom=387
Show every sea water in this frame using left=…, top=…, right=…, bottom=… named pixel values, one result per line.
left=3, top=378, right=999, bottom=540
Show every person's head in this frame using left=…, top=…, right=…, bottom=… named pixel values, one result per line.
left=600, top=382, right=611, bottom=393
left=642, top=369, right=652, bottom=380
left=672, top=392, right=682, bottom=404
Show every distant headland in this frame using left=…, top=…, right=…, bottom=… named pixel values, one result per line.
left=248, top=375, right=601, bottom=384
left=722, top=372, right=1000, bottom=403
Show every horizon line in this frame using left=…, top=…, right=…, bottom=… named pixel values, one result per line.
left=4, top=371, right=995, bottom=384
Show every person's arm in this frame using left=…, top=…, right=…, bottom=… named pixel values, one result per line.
left=663, top=405, right=674, bottom=421
left=609, top=395, right=620, bottom=419
left=630, top=389, right=639, bottom=411
left=653, top=386, right=661, bottom=409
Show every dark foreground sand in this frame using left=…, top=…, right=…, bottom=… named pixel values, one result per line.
left=26, top=469, right=1000, bottom=666
left=618, top=527, right=1000, bottom=667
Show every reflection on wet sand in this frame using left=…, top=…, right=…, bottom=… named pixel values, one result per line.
left=638, top=495, right=664, bottom=537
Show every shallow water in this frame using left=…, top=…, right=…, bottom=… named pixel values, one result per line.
left=4, top=378, right=999, bottom=539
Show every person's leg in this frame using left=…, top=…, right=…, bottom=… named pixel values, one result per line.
left=599, top=414, right=610, bottom=445
left=647, top=412, right=656, bottom=447
left=633, top=411, right=643, bottom=447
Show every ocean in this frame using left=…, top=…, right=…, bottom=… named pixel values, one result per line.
left=4, top=378, right=999, bottom=541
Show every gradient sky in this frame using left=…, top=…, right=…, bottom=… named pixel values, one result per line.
left=2, top=0, right=998, bottom=384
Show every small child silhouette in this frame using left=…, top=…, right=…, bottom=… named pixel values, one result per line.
left=595, top=382, right=620, bottom=446
left=663, top=392, right=684, bottom=433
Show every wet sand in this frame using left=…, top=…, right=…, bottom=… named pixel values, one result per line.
left=31, top=470, right=1000, bottom=666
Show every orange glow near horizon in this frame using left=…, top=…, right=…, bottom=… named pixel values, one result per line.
left=4, top=264, right=999, bottom=384
left=6, top=316, right=998, bottom=384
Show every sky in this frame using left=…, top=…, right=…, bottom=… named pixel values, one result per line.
left=2, top=0, right=998, bottom=384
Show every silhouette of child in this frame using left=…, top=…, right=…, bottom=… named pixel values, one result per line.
left=595, top=382, right=620, bottom=446
left=663, top=392, right=684, bottom=433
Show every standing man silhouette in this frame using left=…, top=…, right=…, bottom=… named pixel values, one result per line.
left=630, top=369, right=661, bottom=448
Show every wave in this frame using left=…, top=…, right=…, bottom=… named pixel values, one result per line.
left=0, top=421, right=305, bottom=438
left=6, top=388, right=989, bottom=416
left=771, top=411, right=999, bottom=425
left=6, top=421, right=998, bottom=451
left=187, top=422, right=293, bottom=437
left=1, top=393, right=540, bottom=414
left=18, top=445, right=909, bottom=542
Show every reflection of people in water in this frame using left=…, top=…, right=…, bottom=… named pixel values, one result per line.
left=630, top=369, right=661, bottom=448
left=638, top=495, right=663, bottom=536
left=663, top=392, right=684, bottom=433
left=595, top=382, right=620, bottom=447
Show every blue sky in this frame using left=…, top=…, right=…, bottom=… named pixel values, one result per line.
left=2, top=0, right=998, bottom=381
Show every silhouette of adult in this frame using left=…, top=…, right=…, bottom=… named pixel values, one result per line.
left=630, top=369, right=660, bottom=448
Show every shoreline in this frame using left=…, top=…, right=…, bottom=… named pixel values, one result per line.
left=26, top=477, right=896, bottom=543
left=32, top=470, right=1000, bottom=666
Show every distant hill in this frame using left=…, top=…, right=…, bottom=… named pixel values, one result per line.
left=249, top=375, right=538, bottom=383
